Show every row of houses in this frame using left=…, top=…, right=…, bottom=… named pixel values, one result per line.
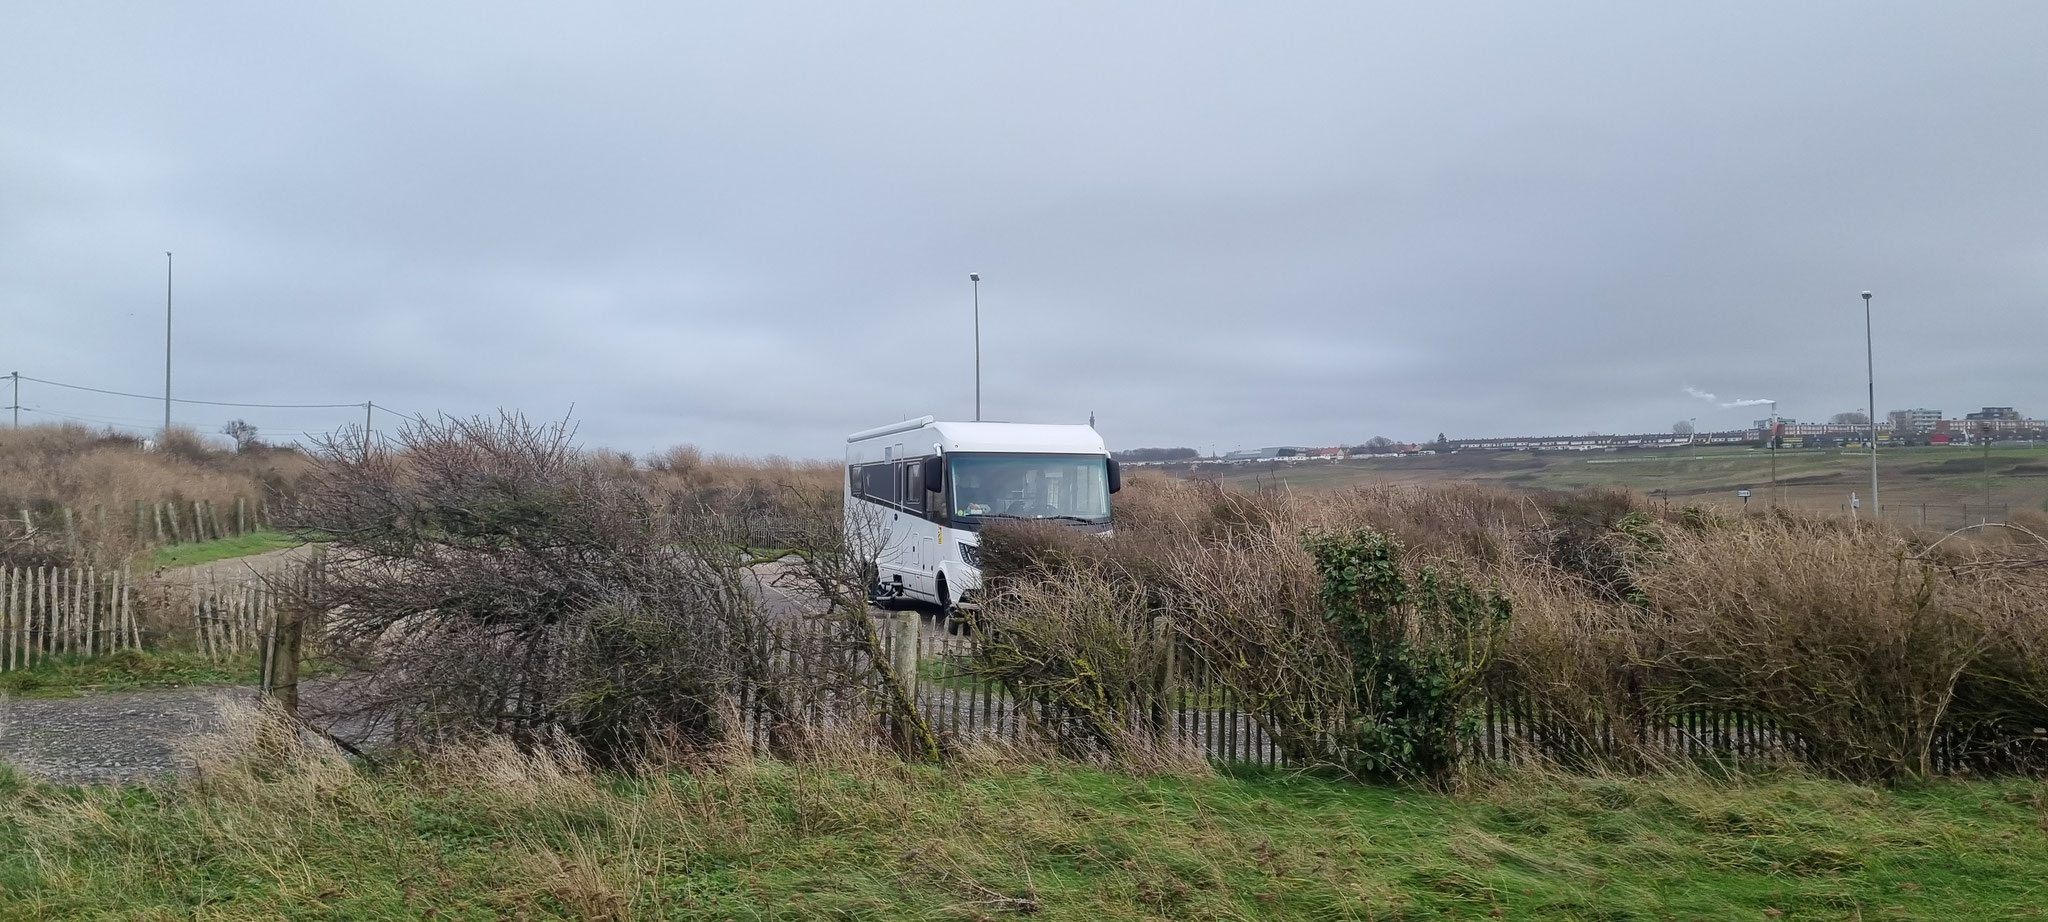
left=1446, top=431, right=1753, bottom=452
left=1131, top=407, right=2042, bottom=466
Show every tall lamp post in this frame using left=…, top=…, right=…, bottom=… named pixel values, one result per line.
left=1974, top=424, right=1990, bottom=522
left=1768, top=400, right=1779, bottom=504
left=163, top=252, right=174, bottom=434
left=1861, top=291, right=1879, bottom=518
left=970, top=272, right=981, bottom=422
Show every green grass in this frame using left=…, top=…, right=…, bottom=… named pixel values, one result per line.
left=144, top=529, right=301, bottom=569
left=0, top=648, right=261, bottom=697
left=2, top=732, right=2044, bottom=921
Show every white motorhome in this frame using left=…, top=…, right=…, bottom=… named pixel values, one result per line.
left=845, top=416, right=1121, bottom=617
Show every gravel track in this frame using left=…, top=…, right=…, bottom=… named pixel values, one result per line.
left=0, top=678, right=365, bottom=785
left=0, top=686, right=251, bottom=784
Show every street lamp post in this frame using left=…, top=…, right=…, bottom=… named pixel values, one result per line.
left=970, top=273, right=981, bottom=422
left=1861, top=291, right=1879, bottom=519
left=1768, top=400, right=1778, bottom=504
left=1982, top=422, right=1993, bottom=522
left=163, top=252, right=174, bottom=433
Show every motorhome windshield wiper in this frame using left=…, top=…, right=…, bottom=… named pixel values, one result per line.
left=1041, top=515, right=1105, bottom=525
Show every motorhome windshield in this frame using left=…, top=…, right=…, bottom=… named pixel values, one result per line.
left=950, top=453, right=1110, bottom=523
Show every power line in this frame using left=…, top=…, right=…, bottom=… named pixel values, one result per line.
left=18, top=374, right=365, bottom=409
left=18, top=407, right=163, bottom=433
left=22, top=405, right=164, bottom=426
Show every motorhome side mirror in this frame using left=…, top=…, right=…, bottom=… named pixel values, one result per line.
left=923, top=459, right=945, bottom=494
left=1107, top=458, right=1122, bottom=494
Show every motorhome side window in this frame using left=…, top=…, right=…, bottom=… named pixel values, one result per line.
left=901, top=461, right=925, bottom=513
left=861, top=463, right=897, bottom=505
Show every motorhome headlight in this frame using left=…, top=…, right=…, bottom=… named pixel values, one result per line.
left=959, top=541, right=982, bottom=569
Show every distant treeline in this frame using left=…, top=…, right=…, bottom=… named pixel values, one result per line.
left=1111, top=447, right=1202, bottom=463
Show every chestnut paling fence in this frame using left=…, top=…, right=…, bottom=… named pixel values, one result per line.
left=6, top=565, right=2042, bottom=776
left=3, top=497, right=276, bottom=552
left=737, top=611, right=2047, bottom=777
left=0, top=565, right=300, bottom=672
left=0, top=566, right=141, bottom=668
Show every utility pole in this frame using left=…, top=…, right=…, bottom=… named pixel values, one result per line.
left=364, top=401, right=374, bottom=456
left=1861, top=291, right=1879, bottom=518
left=969, top=273, right=981, bottom=421
left=9, top=371, right=17, bottom=428
left=1983, top=422, right=1993, bottom=522
left=163, top=251, right=174, bottom=433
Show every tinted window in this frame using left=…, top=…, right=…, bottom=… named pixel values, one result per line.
left=902, top=461, right=925, bottom=513
left=861, top=463, right=897, bottom=504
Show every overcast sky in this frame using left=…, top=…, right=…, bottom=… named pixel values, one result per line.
left=4, top=3, right=2044, bottom=458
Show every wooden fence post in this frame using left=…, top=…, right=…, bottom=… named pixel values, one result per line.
left=164, top=503, right=180, bottom=545
left=134, top=500, right=148, bottom=543
left=235, top=496, right=247, bottom=535
left=124, top=566, right=138, bottom=651
left=2, top=566, right=13, bottom=671
left=894, top=610, right=920, bottom=700
left=1152, top=615, right=1177, bottom=742
left=269, top=595, right=304, bottom=716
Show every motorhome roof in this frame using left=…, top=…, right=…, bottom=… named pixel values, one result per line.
left=846, top=419, right=1106, bottom=454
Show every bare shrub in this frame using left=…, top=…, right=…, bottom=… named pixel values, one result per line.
left=771, top=483, right=940, bottom=761
left=1154, top=520, right=1341, bottom=764
left=1488, top=560, right=1659, bottom=770
left=1631, top=517, right=2001, bottom=781
left=285, top=412, right=776, bottom=764
left=973, top=563, right=1177, bottom=761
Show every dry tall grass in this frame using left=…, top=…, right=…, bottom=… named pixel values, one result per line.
left=0, top=423, right=315, bottom=564
left=980, top=472, right=2048, bottom=782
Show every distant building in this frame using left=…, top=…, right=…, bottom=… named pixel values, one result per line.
left=1221, top=447, right=1308, bottom=462
left=1896, top=408, right=1942, bottom=432
left=1966, top=407, right=2022, bottom=421
left=1753, top=417, right=1797, bottom=429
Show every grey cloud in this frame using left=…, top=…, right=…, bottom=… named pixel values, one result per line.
left=4, top=2, right=2044, bottom=458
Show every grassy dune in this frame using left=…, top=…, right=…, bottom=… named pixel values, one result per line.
left=1210, top=443, right=2048, bottom=521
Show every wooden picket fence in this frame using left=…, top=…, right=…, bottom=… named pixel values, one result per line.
left=7, top=565, right=2038, bottom=777
left=191, top=580, right=281, bottom=660
left=0, top=566, right=141, bottom=669
left=734, top=610, right=2044, bottom=776
left=0, top=564, right=304, bottom=672
left=3, top=495, right=273, bottom=551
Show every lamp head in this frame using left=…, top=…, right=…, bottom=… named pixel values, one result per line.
left=1861, top=291, right=1872, bottom=300
left=969, top=273, right=980, bottom=282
